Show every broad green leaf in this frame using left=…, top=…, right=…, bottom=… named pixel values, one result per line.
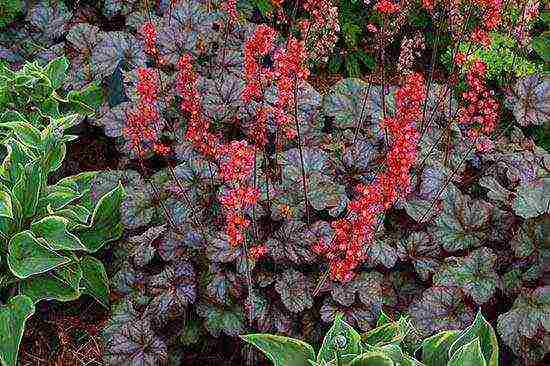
left=0, top=190, right=13, bottom=219
left=348, top=352, right=394, bottom=366
left=45, top=142, right=66, bottom=173
left=318, top=313, right=363, bottom=363
left=532, top=32, right=549, bottom=62
left=45, top=57, right=69, bottom=89
left=0, top=295, right=35, bottom=366
left=57, top=171, right=97, bottom=193
left=80, top=256, right=110, bottom=308
left=41, top=185, right=81, bottom=211
left=19, top=261, right=82, bottom=303
left=377, top=310, right=392, bottom=326
left=67, top=81, right=103, bottom=116
left=448, top=338, right=486, bottom=366
left=75, top=183, right=125, bottom=252
left=50, top=204, right=91, bottom=226
left=363, top=317, right=412, bottom=347
left=241, top=334, right=315, bottom=366
left=12, top=161, right=42, bottom=219
left=31, top=215, right=86, bottom=251
left=7, top=230, right=70, bottom=278
left=52, top=114, right=81, bottom=131
left=0, top=121, right=42, bottom=148
left=422, top=330, right=461, bottom=366
left=2, top=138, right=35, bottom=184
left=449, top=311, right=498, bottom=366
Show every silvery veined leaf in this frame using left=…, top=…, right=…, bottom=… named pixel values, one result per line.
left=27, top=1, right=72, bottom=41
left=320, top=298, right=379, bottom=332
left=506, top=74, right=550, bottom=126
left=275, top=268, right=313, bottom=313
left=104, top=319, right=168, bottom=366
left=91, top=32, right=146, bottom=78
left=408, top=286, right=474, bottom=337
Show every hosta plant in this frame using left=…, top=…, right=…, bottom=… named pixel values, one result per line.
left=242, top=310, right=499, bottom=366
left=0, top=57, right=123, bottom=366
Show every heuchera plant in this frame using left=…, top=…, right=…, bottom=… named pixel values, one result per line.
left=0, top=57, right=124, bottom=366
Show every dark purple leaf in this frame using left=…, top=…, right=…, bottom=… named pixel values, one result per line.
left=195, top=302, right=245, bottom=337
left=275, top=269, right=313, bottom=313
left=408, top=286, right=474, bottom=337
left=506, top=74, right=550, bottom=126
left=104, top=319, right=168, bottom=366
left=429, top=184, right=493, bottom=252
left=92, top=32, right=146, bottom=78
left=434, top=247, right=500, bottom=305
left=146, top=261, right=197, bottom=318
left=320, top=299, right=378, bottom=332
left=397, top=231, right=442, bottom=281
left=497, top=286, right=550, bottom=362
left=266, top=220, right=317, bottom=264
left=27, top=1, right=72, bottom=41
left=198, top=75, right=246, bottom=123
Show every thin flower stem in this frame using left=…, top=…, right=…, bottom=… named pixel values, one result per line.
left=293, top=76, right=311, bottom=225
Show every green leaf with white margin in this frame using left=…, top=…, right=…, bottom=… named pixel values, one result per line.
left=421, top=330, right=461, bottom=366
left=241, top=334, right=315, bottom=366
left=2, top=138, right=36, bottom=184
left=51, top=114, right=81, bottom=131
left=74, top=183, right=125, bottom=252
left=31, top=215, right=86, bottom=251
left=447, top=338, right=486, bottom=366
left=0, top=121, right=42, bottom=149
left=513, top=178, right=550, bottom=219
left=317, top=313, right=363, bottom=363
left=348, top=352, right=395, bottom=366
left=363, top=316, right=413, bottom=347
left=7, top=230, right=70, bottom=278
left=80, top=256, right=110, bottom=308
left=19, top=261, right=82, bottom=303
left=41, top=185, right=81, bottom=211
left=0, top=295, right=35, bottom=366
left=45, top=57, right=69, bottom=89
left=448, top=311, right=498, bottom=366
left=12, top=161, right=42, bottom=219
left=0, top=190, right=13, bottom=219
left=376, top=310, right=393, bottom=326
left=39, top=125, right=66, bottom=173
left=67, top=81, right=103, bottom=116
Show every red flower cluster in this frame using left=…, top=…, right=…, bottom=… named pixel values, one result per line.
left=242, top=27, right=310, bottom=144
left=176, top=54, right=219, bottom=157
left=123, top=68, right=168, bottom=156
left=421, top=0, right=502, bottom=47
left=299, top=0, right=340, bottom=63
left=249, top=244, right=268, bottom=260
left=224, top=0, right=239, bottom=22
left=176, top=57, right=259, bottom=248
left=374, top=0, right=400, bottom=14
left=457, top=59, right=499, bottom=150
left=141, top=22, right=158, bottom=56
left=272, top=37, right=310, bottom=140
left=314, top=73, right=426, bottom=282
left=242, top=25, right=277, bottom=102
left=216, top=141, right=260, bottom=246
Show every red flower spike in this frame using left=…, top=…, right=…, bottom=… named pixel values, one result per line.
left=317, top=73, right=427, bottom=282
